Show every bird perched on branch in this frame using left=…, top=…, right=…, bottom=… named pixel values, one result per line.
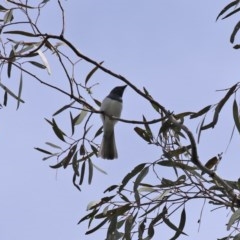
left=99, top=85, right=127, bottom=160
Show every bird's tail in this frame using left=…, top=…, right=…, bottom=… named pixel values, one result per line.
left=99, top=129, right=118, bottom=160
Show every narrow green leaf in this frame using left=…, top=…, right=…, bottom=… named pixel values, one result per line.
left=93, top=126, right=103, bottom=139
left=63, top=144, right=77, bottom=168
left=107, top=215, right=118, bottom=239
left=80, top=144, right=85, bottom=155
left=233, top=99, right=240, bottom=134
left=93, top=98, right=101, bottom=107
left=138, top=218, right=146, bottom=239
left=222, top=7, right=240, bottom=20
left=201, top=84, right=237, bottom=130
left=119, top=163, right=146, bottom=192
left=3, top=91, right=7, bottom=106
left=85, top=61, right=104, bottom=85
left=90, top=144, right=98, bottom=156
left=227, top=208, right=240, bottom=230
left=157, top=160, right=196, bottom=171
left=72, top=152, right=79, bottom=176
left=52, top=118, right=65, bottom=142
left=190, top=105, right=211, bottom=119
left=134, top=127, right=151, bottom=143
left=92, top=163, right=107, bottom=175
left=216, top=0, right=239, bottom=20
left=134, top=167, right=149, bottom=206
left=37, top=49, right=51, bottom=74
left=0, top=82, right=24, bottom=103
left=34, top=147, right=52, bottom=155
left=104, top=185, right=118, bottom=193
left=163, top=214, right=187, bottom=237
left=148, top=207, right=167, bottom=238
left=16, top=71, right=23, bottom=110
left=125, top=215, right=134, bottom=240
left=6, top=1, right=34, bottom=9
left=53, top=102, right=75, bottom=116
left=70, top=111, right=75, bottom=135
left=134, top=167, right=149, bottom=192
left=50, top=156, right=68, bottom=169
left=231, top=20, right=240, bottom=43
left=85, top=218, right=109, bottom=235
left=74, top=108, right=88, bottom=125
left=143, top=115, right=153, bottom=140
left=0, top=5, right=8, bottom=12
left=79, top=161, right=86, bottom=185
left=170, top=207, right=187, bottom=240
left=28, top=61, right=46, bottom=69
left=73, top=173, right=81, bottom=191
left=88, top=158, right=93, bottom=184
left=78, top=209, right=99, bottom=225
left=7, top=49, right=15, bottom=78
left=4, top=9, right=13, bottom=24
left=45, top=142, right=62, bottom=149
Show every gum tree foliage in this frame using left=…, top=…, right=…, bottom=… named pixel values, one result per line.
left=1, top=1, right=240, bottom=239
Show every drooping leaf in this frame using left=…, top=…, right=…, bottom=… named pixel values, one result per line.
left=37, top=49, right=51, bottom=74
left=73, top=173, right=81, bottom=191
left=92, top=163, right=107, bottom=175
left=79, top=161, right=86, bottom=185
left=85, top=61, right=104, bottom=85
left=88, top=158, right=93, bottom=184
left=233, top=99, right=240, bottom=134
left=148, top=207, right=167, bottom=238
left=231, top=20, right=240, bottom=43
left=93, top=126, right=103, bottom=139
left=3, top=91, right=7, bottom=106
left=85, top=218, right=109, bottom=235
left=73, top=108, right=88, bottom=125
left=52, top=118, right=66, bottom=141
left=134, top=167, right=149, bottom=205
left=70, top=111, right=75, bottom=135
left=72, top=152, right=79, bottom=176
left=16, top=71, right=23, bottom=110
left=119, top=163, right=146, bottom=192
left=142, top=115, right=153, bottom=140
left=7, top=48, right=15, bottom=78
left=163, top=214, right=187, bottom=237
left=170, top=207, right=187, bottom=240
left=106, top=215, right=118, bottom=239
left=63, top=144, right=77, bottom=168
left=227, top=208, right=240, bottom=230
left=4, top=9, right=13, bottom=24
left=0, top=82, right=24, bottom=103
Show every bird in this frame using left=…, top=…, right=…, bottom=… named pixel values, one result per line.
left=98, top=85, right=127, bottom=160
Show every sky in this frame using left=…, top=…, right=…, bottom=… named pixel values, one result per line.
left=1, top=0, right=240, bottom=239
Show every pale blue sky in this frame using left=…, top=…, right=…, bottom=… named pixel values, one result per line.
left=1, top=1, right=240, bottom=239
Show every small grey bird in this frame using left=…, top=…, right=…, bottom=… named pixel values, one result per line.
left=99, top=85, right=127, bottom=160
